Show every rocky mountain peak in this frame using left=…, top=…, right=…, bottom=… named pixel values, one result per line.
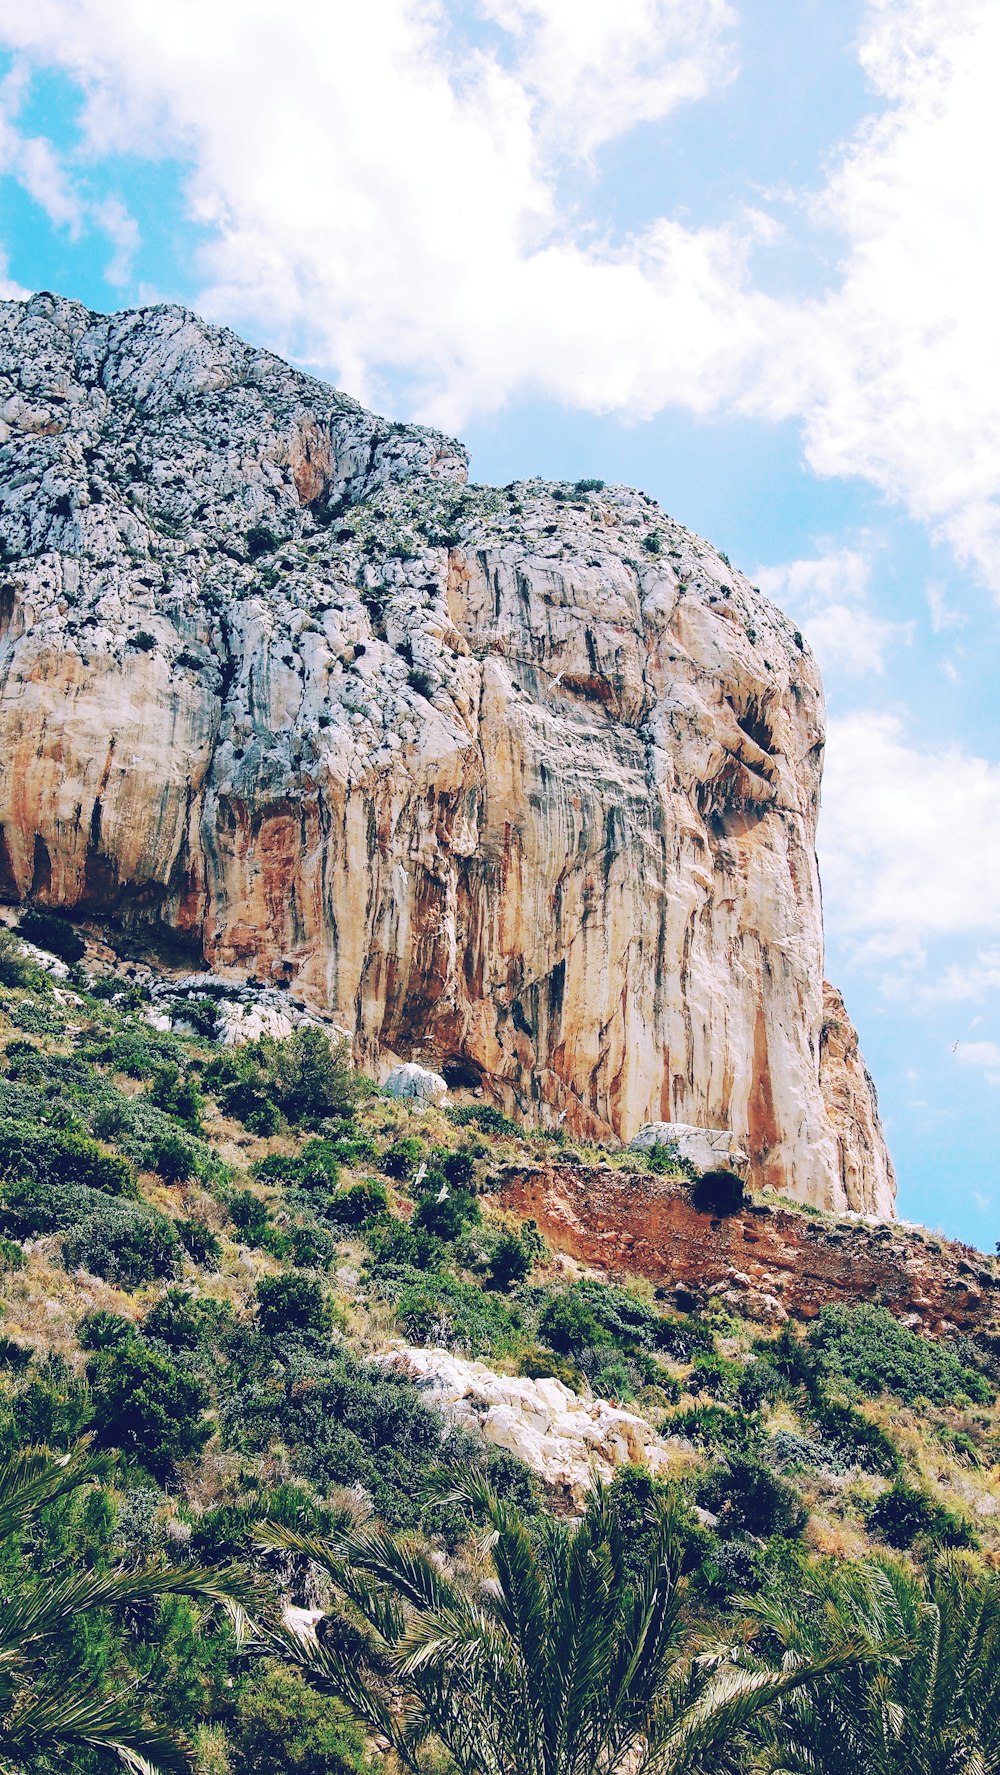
left=0, top=293, right=894, bottom=1216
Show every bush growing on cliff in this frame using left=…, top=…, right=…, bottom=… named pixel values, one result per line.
left=205, top=1029, right=362, bottom=1129
left=866, top=1478, right=977, bottom=1549
left=88, top=1337, right=212, bottom=1480
left=808, top=1302, right=991, bottom=1406
left=62, top=1198, right=181, bottom=1287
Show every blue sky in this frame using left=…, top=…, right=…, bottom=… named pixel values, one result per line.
left=0, top=0, right=997, bottom=1245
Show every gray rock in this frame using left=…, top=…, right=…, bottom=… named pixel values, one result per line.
left=629, top=1121, right=750, bottom=1179
left=383, top=1062, right=448, bottom=1103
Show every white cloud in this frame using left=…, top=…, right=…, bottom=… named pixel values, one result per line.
left=0, top=57, right=140, bottom=284
left=0, top=0, right=758, bottom=421
left=0, top=247, right=28, bottom=300
left=956, top=1041, right=1000, bottom=1086
left=818, top=711, right=1000, bottom=962
left=480, top=0, right=736, bottom=155
left=927, top=949, right=1000, bottom=1001
left=0, top=0, right=998, bottom=602
left=766, top=0, right=1000, bottom=590
left=926, top=582, right=965, bottom=634
left=755, top=548, right=910, bottom=676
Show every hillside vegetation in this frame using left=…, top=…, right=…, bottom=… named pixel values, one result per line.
left=0, top=918, right=998, bottom=1773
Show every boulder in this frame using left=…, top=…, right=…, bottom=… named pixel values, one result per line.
left=383, top=1063, right=448, bottom=1104
left=629, top=1121, right=751, bottom=1180
left=377, top=1344, right=687, bottom=1503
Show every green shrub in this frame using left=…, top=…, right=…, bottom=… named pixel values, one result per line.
left=227, top=1190, right=273, bottom=1245
left=231, top=1661, right=367, bottom=1775
left=389, top=1271, right=520, bottom=1356
left=518, top=1347, right=585, bottom=1390
left=0, top=929, right=40, bottom=988
left=442, top=1150, right=475, bottom=1189
left=150, top=1064, right=204, bottom=1132
left=445, top=1104, right=518, bottom=1137
left=145, top=1131, right=197, bottom=1184
left=254, top=1139, right=340, bottom=1192
left=538, top=1291, right=609, bottom=1355
left=88, top=1340, right=211, bottom=1480
left=324, top=1180, right=388, bottom=1228
left=0, top=1122, right=138, bottom=1197
left=82, top=1024, right=185, bottom=1079
left=17, top=908, right=85, bottom=964
left=866, top=1478, right=977, bottom=1549
left=665, top=1404, right=751, bottom=1451
left=143, top=1288, right=233, bottom=1353
left=78, top=1309, right=135, bottom=1352
left=488, top=1226, right=540, bottom=1290
left=175, top=1218, right=223, bottom=1267
left=381, top=1137, right=424, bottom=1182
left=204, top=1029, right=361, bottom=1129
left=412, top=1182, right=480, bottom=1242
left=0, top=1234, right=25, bottom=1271
left=808, top=1302, right=991, bottom=1405
left=287, top=1223, right=338, bottom=1270
left=255, top=1273, right=331, bottom=1339
left=698, top=1453, right=806, bottom=1540
left=809, top=1393, right=902, bottom=1476
left=63, top=1200, right=181, bottom=1287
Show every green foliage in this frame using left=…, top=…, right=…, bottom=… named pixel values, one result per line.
left=260, top=1478, right=850, bottom=1775
left=0, top=1120, right=138, bottom=1196
left=380, top=1137, right=424, bottom=1181
left=176, top=1217, right=223, bottom=1267
left=146, top=1131, right=198, bottom=1184
left=150, top=1063, right=204, bottom=1132
left=866, top=1479, right=977, bottom=1550
left=808, top=1302, right=992, bottom=1405
left=488, top=1224, right=542, bottom=1290
left=386, top=1269, right=521, bottom=1356
left=412, top=1179, right=480, bottom=1241
left=324, top=1179, right=388, bottom=1228
left=255, top=1273, right=331, bottom=1339
left=89, top=1338, right=212, bottom=1480
left=205, top=1029, right=362, bottom=1129
left=231, top=1661, right=367, bottom=1775
left=698, top=1453, right=807, bottom=1540
left=0, top=928, right=42, bottom=989
left=445, top=1102, right=518, bottom=1137
left=63, top=1197, right=181, bottom=1287
left=538, top=1290, right=608, bottom=1354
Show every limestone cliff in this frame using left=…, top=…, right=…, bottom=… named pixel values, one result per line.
left=0, top=292, right=894, bottom=1214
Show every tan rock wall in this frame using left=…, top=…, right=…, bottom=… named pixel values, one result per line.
left=0, top=292, right=895, bottom=1214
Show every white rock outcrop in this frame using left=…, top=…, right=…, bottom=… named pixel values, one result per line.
left=629, top=1122, right=751, bottom=1178
left=382, top=1062, right=449, bottom=1104
left=0, top=293, right=895, bottom=1213
left=378, top=1344, right=683, bottom=1501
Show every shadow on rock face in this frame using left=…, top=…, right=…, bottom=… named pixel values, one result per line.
left=692, top=1170, right=746, bottom=1217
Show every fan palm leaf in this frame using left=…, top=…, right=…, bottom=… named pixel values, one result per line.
left=256, top=1478, right=879, bottom=1775
left=0, top=1442, right=255, bottom=1775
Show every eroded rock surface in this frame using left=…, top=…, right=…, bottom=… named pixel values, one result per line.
left=377, top=1344, right=682, bottom=1502
left=629, top=1122, right=751, bottom=1180
left=0, top=292, right=893, bottom=1211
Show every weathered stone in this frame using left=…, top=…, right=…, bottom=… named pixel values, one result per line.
left=377, top=1344, right=685, bottom=1502
left=382, top=1062, right=449, bottom=1103
left=820, top=983, right=896, bottom=1218
left=0, top=293, right=893, bottom=1213
left=629, top=1121, right=750, bottom=1178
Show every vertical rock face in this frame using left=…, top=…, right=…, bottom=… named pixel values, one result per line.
left=0, top=292, right=894, bottom=1214
left=820, top=983, right=896, bottom=1219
